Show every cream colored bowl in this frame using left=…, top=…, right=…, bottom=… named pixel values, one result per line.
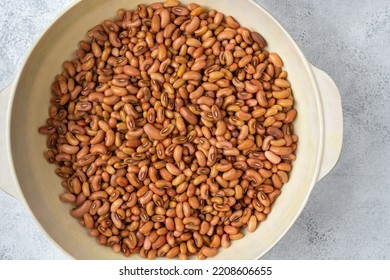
left=0, top=0, right=343, bottom=259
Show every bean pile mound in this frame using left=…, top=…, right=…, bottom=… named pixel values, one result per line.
left=39, top=0, right=298, bottom=259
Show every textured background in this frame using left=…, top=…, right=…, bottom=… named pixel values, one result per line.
left=0, top=0, right=389, bottom=259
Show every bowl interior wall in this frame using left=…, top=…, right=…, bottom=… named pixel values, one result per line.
left=10, top=0, right=322, bottom=259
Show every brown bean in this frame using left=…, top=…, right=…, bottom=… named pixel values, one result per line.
left=224, top=225, right=238, bottom=235
left=164, top=0, right=179, bottom=8
left=201, top=247, right=218, bottom=258
left=265, top=151, right=281, bottom=164
left=83, top=213, right=95, bottom=229
left=59, top=192, right=76, bottom=203
left=222, top=168, right=237, bottom=181
left=144, top=124, right=166, bottom=141
left=186, top=38, right=202, bottom=48
left=157, top=44, right=167, bottom=62
left=258, top=191, right=271, bottom=207
left=269, top=53, right=283, bottom=67
left=215, top=120, right=227, bottom=136
left=284, top=109, right=297, bottom=123
left=237, top=139, right=254, bottom=150
left=70, top=200, right=92, bottom=218
left=238, top=55, right=252, bottom=68
left=90, top=144, right=107, bottom=155
left=221, top=234, right=230, bottom=248
left=139, top=221, right=154, bottom=235
left=274, top=78, right=291, bottom=88
left=269, top=146, right=293, bottom=156
left=123, top=65, right=140, bottom=77
left=61, top=144, right=79, bottom=155
left=186, top=16, right=200, bottom=34
left=166, top=246, right=180, bottom=259
left=251, top=32, right=267, bottom=48
left=226, top=16, right=240, bottom=29
left=246, top=169, right=263, bottom=186
left=247, top=215, right=258, bottom=232
left=166, top=162, right=182, bottom=176
left=63, top=61, right=76, bottom=77
left=89, top=191, right=108, bottom=200
left=179, top=107, right=198, bottom=125
left=172, top=6, right=189, bottom=15
left=191, top=59, right=207, bottom=71
left=111, top=198, right=123, bottom=213
left=172, top=36, right=186, bottom=51
left=182, top=71, right=202, bottom=81
left=229, top=232, right=244, bottom=241
left=209, top=71, right=225, bottom=81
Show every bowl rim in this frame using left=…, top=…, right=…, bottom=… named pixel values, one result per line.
left=6, top=0, right=324, bottom=260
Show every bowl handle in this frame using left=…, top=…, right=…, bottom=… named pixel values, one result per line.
left=0, top=83, right=19, bottom=199
left=311, top=65, right=343, bottom=181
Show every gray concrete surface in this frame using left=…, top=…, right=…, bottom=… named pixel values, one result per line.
left=0, top=0, right=389, bottom=259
